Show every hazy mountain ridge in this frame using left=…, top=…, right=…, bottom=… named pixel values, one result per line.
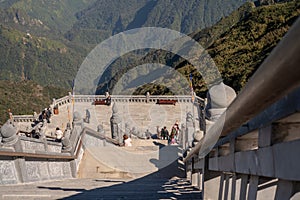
left=66, top=0, right=250, bottom=45
left=0, top=0, right=252, bottom=90
left=96, top=1, right=300, bottom=96
left=0, top=24, right=84, bottom=87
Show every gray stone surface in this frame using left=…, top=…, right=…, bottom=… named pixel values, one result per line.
left=82, top=134, right=106, bottom=147
left=235, top=151, right=258, bottom=175
left=218, top=154, right=235, bottom=172
left=47, top=142, right=62, bottom=153
left=0, top=160, right=18, bottom=185
left=0, top=177, right=202, bottom=200
left=20, top=139, right=45, bottom=153
left=273, top=139, right=300, bottom=181
left=25, top=161, right=41, bottom=181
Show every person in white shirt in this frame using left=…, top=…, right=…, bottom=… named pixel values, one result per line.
left=123, top=134, right=132, bottom=147
left=55, top=127, right=63, bottom=142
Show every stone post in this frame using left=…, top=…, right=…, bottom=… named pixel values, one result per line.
left=205, top=82, right=236, bottom=130
left=0, top=120, right=19, bottom=145
left=146, top=92, right=150, bottom=103
left=69, top=111, right=84, bottom=149
left=186, top=111, right=195, bottom=148
left=62, top=124, right=72, bottom=153
left=110, top=103, right=122, bottom=143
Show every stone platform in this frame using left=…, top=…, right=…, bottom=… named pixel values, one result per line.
left=0, top=176, right=202, bottom=199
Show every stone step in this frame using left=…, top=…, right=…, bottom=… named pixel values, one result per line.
left=0, top=177, right=202, bottom=199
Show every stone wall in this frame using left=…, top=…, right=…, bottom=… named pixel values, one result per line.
left=0, top=157, right=73, bottom=185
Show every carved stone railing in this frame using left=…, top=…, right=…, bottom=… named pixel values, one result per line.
left=53, top=94, right=202, bottom=105
left=0, top=120, right=121, bottom=185
left=183, top=18, right=300, bottom=200
left=12, top=115, right=35, bottom=123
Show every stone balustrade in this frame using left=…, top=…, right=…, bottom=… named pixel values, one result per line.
left=53, top=94, right=203, bottom=106
left=13, top=115, right=35, bottom=123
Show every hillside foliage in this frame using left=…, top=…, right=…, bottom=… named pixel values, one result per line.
left=0, top=80, right=68, bottom=125
left=122, top=1, right=300, bottom=96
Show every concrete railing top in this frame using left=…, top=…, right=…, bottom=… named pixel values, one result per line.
left=53, top=94, right=204, bottom=105
left=0, top=126, right=120, bottom=160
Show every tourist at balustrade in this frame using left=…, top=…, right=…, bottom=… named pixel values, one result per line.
left=105, top=92, right=111, bottom=106
left=46, top=108, right=52, bottom=123
left=169, top=121, right=180, bottom=144
left=7, top=109, right=13, bottom=123
left=55, top=127, right=63, bottom=142
left=85, top=109, right=90, bottom=123
left=123, top=134, right=132, bottom=147
left=160, top=126, right=169, bottom=140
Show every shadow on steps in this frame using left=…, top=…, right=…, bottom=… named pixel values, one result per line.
left=62, top=160, right=202, bottom=200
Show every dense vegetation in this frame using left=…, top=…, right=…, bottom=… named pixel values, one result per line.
left=0, top=80, right=68, bottom=124
left=0, top=0, right=250, bottom=89
left=208, top=1, right=300, bottom=91
left=114, top=1, right=300, bottom=96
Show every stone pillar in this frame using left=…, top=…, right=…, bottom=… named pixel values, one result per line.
left=110, top=103, right=122, bottom=143
left=186, top=111, right=195, bottom=148
left=205, top=82, right=236, bottom=131
left=146, top=92, right=150, bottom=103
left=62, top=125, right=72, bottom=152
left=0, top=121, right=19, bottom=145
left=69, top=111, right=84, bottom=146
left=193, top=129, right=203, bottom=146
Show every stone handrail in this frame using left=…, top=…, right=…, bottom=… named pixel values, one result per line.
left=182, top=19, right=300, bottom=199
left=12, top=94, right=205, bottom=124
left=53, top=95, right=71, bottom=106
left=0, top=126, right=120, bottom=160
left=12, top=115, right=35, bottom=123
left=184, top=17, right=300, bottom=162
left=53, top=94, right=204, bottom=105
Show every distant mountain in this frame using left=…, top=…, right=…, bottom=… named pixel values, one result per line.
left=0, top=0, right=252, bottom=90
left=0, top=24, right=84, bottom=87
left=66, top=0, right=251, bottom=45
left=0, top=0, right=97, bottom=35
left=95, top=1, right=300, bottom=96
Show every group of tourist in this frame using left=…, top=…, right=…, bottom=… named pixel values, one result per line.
left=159, top=121, right=180, bottom=144
left=40, top=108, right=52, bottom=123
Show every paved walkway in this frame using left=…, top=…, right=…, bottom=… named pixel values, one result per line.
left=0, top=177, right=202, bottom=200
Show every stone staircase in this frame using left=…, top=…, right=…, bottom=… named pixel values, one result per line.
left=0, top=176, right=202, bottom=199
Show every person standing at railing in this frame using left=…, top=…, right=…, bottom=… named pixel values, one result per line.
left=7, top=109, right=13, bottom=123
left=170, top=121, right=180, bottom=144
left=161, top=126, right=169, bottom=140
left=85, top=109, right=90, bottom=123
left=55, top=127, right=63, bottom=142
left=105, top=92, right=111, bottom=106
left=123, top=134, right=132, bottom=147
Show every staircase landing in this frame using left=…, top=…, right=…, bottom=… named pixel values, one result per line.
left=0, top=177, right=202, bottom=199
